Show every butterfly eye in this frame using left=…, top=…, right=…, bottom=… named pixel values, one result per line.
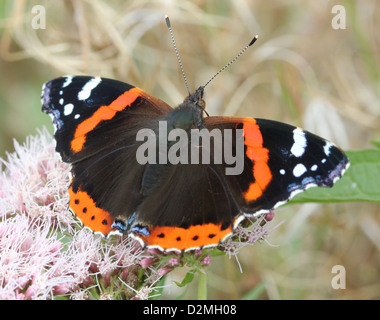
left=198, top=99, right=206, bottom=110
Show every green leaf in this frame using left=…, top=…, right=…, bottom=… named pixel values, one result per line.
left=209, top=248, right=226, bottom=257
left=54, top=296, right=69, bottom=300
left=174, top=269, right=196, bottom=288
left=290, top=147, right=380, bottom=203
left=370, top=140, right=380, bottom=149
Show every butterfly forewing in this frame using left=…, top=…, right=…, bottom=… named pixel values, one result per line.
left=41, top=76, right=172, bottom=163
left=204, top=116, right=350, bottom=216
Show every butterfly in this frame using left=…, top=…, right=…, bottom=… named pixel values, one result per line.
left=41, top=74, right=349, bottom=252
left=41, top=19, right=349, bottom=252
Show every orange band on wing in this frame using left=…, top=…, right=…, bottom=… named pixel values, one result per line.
left=137, top=223, right=234, bottom=251
left=69, top=185, right=114, bottom=235
left=70, top=87, right=143, bottom=153
left=242, top=119, right=272, bottom=202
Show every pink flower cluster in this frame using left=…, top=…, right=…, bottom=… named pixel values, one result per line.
left=0, top=129, right=274, bottom=299
left=0, top=130, right=162, bottom=299
left=219, top=213, right=277, bottom=257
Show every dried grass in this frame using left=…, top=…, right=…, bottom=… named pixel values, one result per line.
left=1, top=0, right=379, bottom=299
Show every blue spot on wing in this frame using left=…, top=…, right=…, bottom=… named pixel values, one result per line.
left=131, top=226, right=150, bottom=237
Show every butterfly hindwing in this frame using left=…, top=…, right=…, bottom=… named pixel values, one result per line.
left=129, top=161, right=243, bottom=251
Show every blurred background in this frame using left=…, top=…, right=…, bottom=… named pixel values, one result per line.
left=0, top=0, right=379, bottom=299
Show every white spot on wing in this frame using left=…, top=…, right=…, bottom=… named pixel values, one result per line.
left=293, top=163, right=307, bottom=177
left=324, top=141, right=332, bottom=156
left=311, top=164, right=318, bottom=171
left=62, top=76, right=73, bottom=88
left=291, top=128, right=307, bottom=157
left=64, top=103, right=74, bottom=116
left=78, top=77, right=101, bottom=101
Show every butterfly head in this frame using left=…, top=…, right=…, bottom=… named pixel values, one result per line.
left=184, top=85, right=206, bottom=113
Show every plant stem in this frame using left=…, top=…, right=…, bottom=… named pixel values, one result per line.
left=197, top=270, right=207, bottom=300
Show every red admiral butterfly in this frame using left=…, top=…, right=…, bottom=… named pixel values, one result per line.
left=41, top=21, right=349, bottom=253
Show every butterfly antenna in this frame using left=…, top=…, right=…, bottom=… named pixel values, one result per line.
left=165, top=16, right=191, bottom=95
left=203, top=35, right=258, bottom=89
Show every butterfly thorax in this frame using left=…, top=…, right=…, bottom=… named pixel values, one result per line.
left=166, top=86, right=205, bottom=131
left=140, top=87, right=206, bottom=197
